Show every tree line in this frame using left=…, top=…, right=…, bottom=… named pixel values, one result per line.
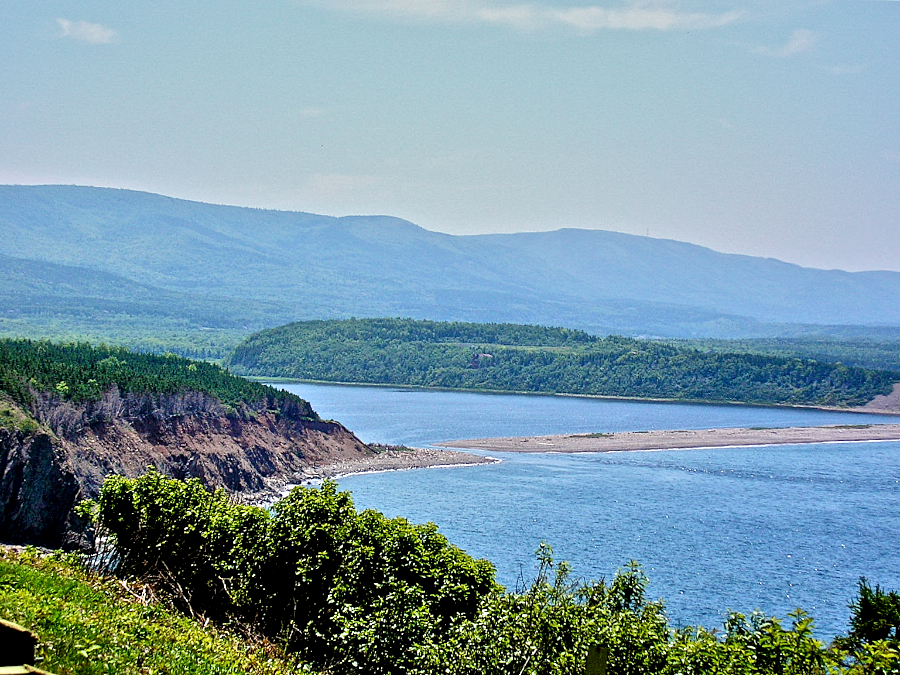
left=226, top=319, right=900, bottom=407
left=674, top=337, right=900, bottom=373
left=0, top=339, right=319, bottom=431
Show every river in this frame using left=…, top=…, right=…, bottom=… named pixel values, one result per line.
left=275, top=382, right=900, bottom=639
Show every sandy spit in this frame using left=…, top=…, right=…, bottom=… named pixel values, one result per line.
left=297, top=448, right=495, bottom=480
left=241, top=448, right=496, bottom=505
left=435, top=424, right=900, bottom=454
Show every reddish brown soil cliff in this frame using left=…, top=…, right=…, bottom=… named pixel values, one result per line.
left=0, top=404, right=372, bottom=549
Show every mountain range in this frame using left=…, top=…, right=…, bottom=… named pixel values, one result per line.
left=1, top=184, right=899, bottom=343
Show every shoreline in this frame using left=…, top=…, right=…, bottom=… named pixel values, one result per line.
left=304, top=448, right=497, bottom=482
left=434, top=423, right=900, bottom=454
left=240, top=448, right=496, bottom=505
left=258, top=378, right=900, bottom=416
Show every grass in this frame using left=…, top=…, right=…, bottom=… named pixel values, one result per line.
left=0, top=547, right=307, bottom=675
left=0, top=398, right=39, bottom=434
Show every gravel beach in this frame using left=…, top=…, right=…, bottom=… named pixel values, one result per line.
left=435, top=423, right=900, bottom=453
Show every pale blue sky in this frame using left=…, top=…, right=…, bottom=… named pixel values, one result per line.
left=1, top=1, right=898, bottom=271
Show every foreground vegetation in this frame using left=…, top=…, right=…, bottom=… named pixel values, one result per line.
left=66, top=472, right=900, bottom=674
left=0, top=339, right=319, bottom=433
left=0, top=547, right=303, bottom=674
left=227, top=318, right=899, bottom=408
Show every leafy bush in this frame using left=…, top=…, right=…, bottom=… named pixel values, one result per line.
left=830, top=578, right=900, bottom=673
left=424, top=550, right=670, bottom=675
left=80, top=470, right=268, bottom=617
left=84, top=472, right=496, bottom=674
left=81, top=471, right=900, bottom=674
left=846, top=578, right=900, bottom=647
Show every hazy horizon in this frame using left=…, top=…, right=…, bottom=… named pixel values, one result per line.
left=2, top=1, right=898, bottom=272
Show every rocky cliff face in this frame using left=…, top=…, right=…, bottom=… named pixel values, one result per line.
left=69, top=412, right=371, bottom=498
left=0, top=399, right=373, bottom=549
left=0, top=427, right=80, bottom=548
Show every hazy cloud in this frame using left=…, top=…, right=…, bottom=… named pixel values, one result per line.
left=496, top=5, right=743, bottom=31
left=307, top=1, right=744, bottom=32
left=57, top=18, right=118, bottom=44
left=755, top=29, right=816, bottom=57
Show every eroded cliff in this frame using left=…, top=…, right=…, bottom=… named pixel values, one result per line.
left=0, top=395, right=372, bottom=548
left=0, top=426, right=80, bottom=548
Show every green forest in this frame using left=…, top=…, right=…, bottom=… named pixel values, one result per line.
left=226, top=319, right=900, bottom=408
left=675, top=337, right=900, bottom=373
left=0, top=338, right=318, bottom=423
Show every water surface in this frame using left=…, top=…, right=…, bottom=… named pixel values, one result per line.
left=277, top=382, right=900, bottom=638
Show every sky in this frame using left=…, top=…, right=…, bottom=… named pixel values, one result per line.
left=1, top=1, right=898, bottom=272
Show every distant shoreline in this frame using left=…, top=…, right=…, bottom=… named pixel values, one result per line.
left=257, top=378, right=900, bottom=416
left=434, top=423, right=900, bottom=454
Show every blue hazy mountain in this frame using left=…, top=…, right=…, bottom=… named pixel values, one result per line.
left=1, top=184, right=898, bottom=338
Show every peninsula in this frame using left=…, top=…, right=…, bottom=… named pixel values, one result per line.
left=436, top=423, right=900, bottom=454
left=0, top=339, right=487, bottom=548
left=226, top=318, right=900, bottom=409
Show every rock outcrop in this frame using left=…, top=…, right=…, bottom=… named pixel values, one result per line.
left=68, top=412, right=370, bottom=499
left=0, top=427, right=80, bottom=548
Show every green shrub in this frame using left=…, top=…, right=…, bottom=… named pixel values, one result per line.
left=427, top=551, right=669, bottom=675
left=846, top=578, right=900, bottom=647
left=81, top=469, right=268, bottom=618
left=831, top=578, right=900, bottom=674
left=85, top=472, right=497, bottom=674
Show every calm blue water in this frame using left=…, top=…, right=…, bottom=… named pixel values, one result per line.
left=277, top=383, right=900, bottom=639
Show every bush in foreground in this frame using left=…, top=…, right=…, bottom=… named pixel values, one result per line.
left=78, top=472, right=900, bottom=674
left=80, top=470, right=496, bottom=674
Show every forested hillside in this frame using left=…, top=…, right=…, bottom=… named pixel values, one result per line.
left=0, top=251, right=290, bottom=359
left=0, top=339, right=319, bottom=426
left=227, top=319, right=900, bottom=408
left=675, top=337, right=900, bottom=373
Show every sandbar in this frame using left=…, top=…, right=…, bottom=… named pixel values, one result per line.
left=242, top=447, right=494, bottom=504
left=435, top=424, right=900, bottom=453
left=299, top=447, right=495, bottom=479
